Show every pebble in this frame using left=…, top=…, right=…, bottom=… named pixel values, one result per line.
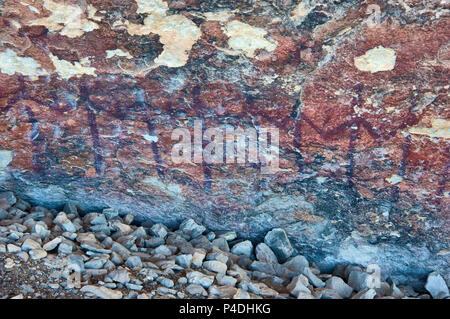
left=203, top=260, right=227, bottom=274
left=179, top=218, right=206, bottom=239
left=185, top=284, right=208, bottom=297
left=187, top=271, right=215, bottom=289
left=43, top=237, right=62, bottom=251
left=175, top=254, right=192, bottom=268
left=22, top=238, right=42, bottom=251
left=108, top=269, right=130, bottom=284
left=255, top=243, right=278, bottom=264
left=125, top=256, right=143, bottom=268
left=326, top=276, right=353, bottom=298
left=264, top=228, right=294, bottom=263
left=81, top=285, right=123, bottom=299
left=0, top=195, right=437, bottom=301
left=425, top=272, right=449, bottom=299
left=29, top=249, right=47, bottom=260
left=231, top=240, right=253, bottom=257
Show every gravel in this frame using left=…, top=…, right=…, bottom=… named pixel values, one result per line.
left=0, top=191, right=445, bottom=299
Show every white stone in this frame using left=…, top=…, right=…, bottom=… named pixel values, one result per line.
left=354, top=46, right=396, bottom=73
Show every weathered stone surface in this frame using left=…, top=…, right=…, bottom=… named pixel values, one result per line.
left=0, top=0, right=448, bottom=286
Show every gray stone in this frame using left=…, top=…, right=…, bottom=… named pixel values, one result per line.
left=144, top=237, right=166, bottom=248
left=216, top=274, right=238, bottom=286
left=425, top=272, right=449, bottom=299
left=179, top=218, right=206, bottom=239
left=85, top=257, right=108, bottom=269
left=326, top=276, right=353, bottom=298
left=103, top=208, right=119, bottom=220
left=352, top=288, right=377, bottom=299
left=150, top=223, right=168, bottom=238
left=32, top=223, right=50, bottom=239
left=0, top=208, right=8, bottom=220
left=283, top=255, right=309, bottom=273
left=108, top=269, right=130, bottom=284
left=287, top=275, right=311, bottom=298
left=84, top=213, right=107, bottom=225
left=81, top=285, right=123, bottom=299
left=0, top=192, right=16, bottom=209
left=21, top=238, right=41, bottom=251
left=203, top=260, right=227, bottom=274
left=216, top=231, right=237, bottom=241
left=125, top=256, right=142, bottom=268
left=249, top=261, right=276, bottom=276
left=152, top=244, right=172, bottom=256
left=303, top=267, right=325, bottom=288
left=7, top=244, right=21, bottom=253
left=175, top=254, right=193, bottom=268
left=212, top=238, right=230, bottom=252
left=157, top=277, right=174, bottom=288
left=58, top=240, right=74, bottom=254
left=191, top=250, right=206, bottom=268
left=62, top=221, right=76, bottom=233
left=231, top=240, right=253, bottom=257
left=187, top=271, right=214, bottom=288
left=67, top=254, right=85, bottom=273
left=186, top=284, right=208, bottom=297
left=264, top=228, right=294, bottom=263
left=233, top=289, right=251, bottom=299
left=81, top=242, right=111, bottom=254
left=126, top=283, right=143, bottom=291
left=29, top=249, right=47, bottom=260
left=255, top=243, right=278, bottom=264
left=348, top=270, right=375, bottom=291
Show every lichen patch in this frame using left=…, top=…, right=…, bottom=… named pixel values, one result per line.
left=125, top=0, right=201, bottom=68
left=408, top=119, right=450, bottom=139
left=0, top=49, right=48, bottom=80
left=106, top=49, right=133, bottom=59
left=30, top=0, right=101, bottom=38
left=49, top=54, right=96, bottom=80
left=223, top=20, right=277, bottom=58
left=354, top=46, right=397, bottom=73
left=0, top=150, right=13, bottom=170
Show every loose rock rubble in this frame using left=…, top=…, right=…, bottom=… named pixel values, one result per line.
left=0, top=192, right=448, bottom=300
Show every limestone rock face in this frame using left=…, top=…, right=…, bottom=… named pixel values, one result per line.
left=0, top=0, right=448, bottom=285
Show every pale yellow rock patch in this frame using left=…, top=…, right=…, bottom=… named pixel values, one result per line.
left=354, top=46, right=397, bottom=73
left=106, top=49, right=133, bottom=59
left=223, top=20, right=277, bottom=58
left=0, top=150, right=13, bottom=170
left=125, top=0, right=201, bottom=68
left=291, top=0, right=314, bottom=25
left=408, top=119, right=450, bottom=139
left=49, top=54, right=96, bottom=80
left=0, top=49, right=48, bottom=80
left=30, top=0, right=101, bottom=38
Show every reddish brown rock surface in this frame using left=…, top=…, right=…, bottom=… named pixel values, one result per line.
left=0, top=0, right=448, bottom=284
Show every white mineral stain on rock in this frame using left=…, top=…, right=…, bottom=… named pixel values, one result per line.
left=291, top=0, right=315, bottom=25
left=125, top=0, right=201, bottom=68
left=142, top=177, right=183, bottom=200
left=49, top=54, right=96, bottom=80
left=30, top=0, right=101, bottom=38
left=354, top=46, right=397, bottom=73
left=142, top=134, right=158, bottom=143
left=0, top=150, right=13, bottom=170
left=106, top=49, right=133, bottom=59
left=203, top=10, right=236, bottom=22
left=408, top=119, right=450, bottom=139
left=223, top=20, right=277, bottom=58
left=386, top=174, right=403, bottom=185
left=0, top=49, right=48, bottom=80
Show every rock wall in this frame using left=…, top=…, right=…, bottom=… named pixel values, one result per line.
left=0, top=0, right=448, bottom=285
